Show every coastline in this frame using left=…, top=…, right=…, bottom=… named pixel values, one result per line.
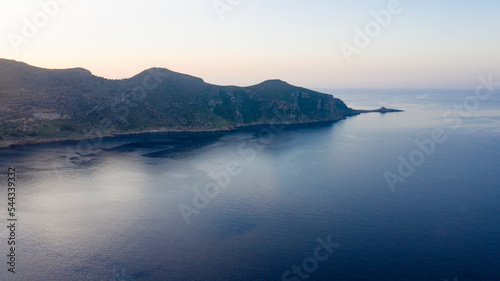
left=0, top=118, right=346, bottom=149
left=0, top=108, right=403, bottom=149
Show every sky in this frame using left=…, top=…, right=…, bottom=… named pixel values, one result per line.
left=0, top=0, right=499, bottom=89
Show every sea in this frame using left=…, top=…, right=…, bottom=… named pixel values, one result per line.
left=0, top=89, right=499, bottom=281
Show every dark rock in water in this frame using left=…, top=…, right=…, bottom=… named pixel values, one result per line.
left=354, top=107, right=404, bottom=114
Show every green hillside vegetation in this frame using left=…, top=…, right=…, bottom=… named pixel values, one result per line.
left=0, top=59, right=358, bottom=147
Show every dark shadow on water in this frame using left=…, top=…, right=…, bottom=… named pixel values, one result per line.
left=0, top=122, right=341, bottom=171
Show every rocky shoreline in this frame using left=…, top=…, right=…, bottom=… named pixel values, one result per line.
left=0, top=108, right=402, bottom=149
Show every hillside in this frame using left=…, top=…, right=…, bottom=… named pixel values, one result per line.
left=0, top=59, right=359, bottom=147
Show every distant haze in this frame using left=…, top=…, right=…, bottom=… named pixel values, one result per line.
left=1, top=0, right=499, bottom=89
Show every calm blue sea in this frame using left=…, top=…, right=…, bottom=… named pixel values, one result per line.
left=0, top=89, right=499, bottom=280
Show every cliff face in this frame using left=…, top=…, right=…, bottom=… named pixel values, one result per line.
left=0, top=59, right=355, bottom=146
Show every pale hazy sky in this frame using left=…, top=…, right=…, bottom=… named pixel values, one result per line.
left=1, top=0, right=499, bottom=89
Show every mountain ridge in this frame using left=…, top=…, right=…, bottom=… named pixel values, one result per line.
left=0, top=59, right=400, bottom=148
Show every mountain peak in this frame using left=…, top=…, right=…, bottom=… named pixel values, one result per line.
left=0, top=58, right=32, bottom=69
left=259, top=79, right=289, bottom=86
left=130, top=67, right=205, bottom=85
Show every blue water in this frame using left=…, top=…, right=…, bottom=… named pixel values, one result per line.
left=0, top=89, right=499, bottom=280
